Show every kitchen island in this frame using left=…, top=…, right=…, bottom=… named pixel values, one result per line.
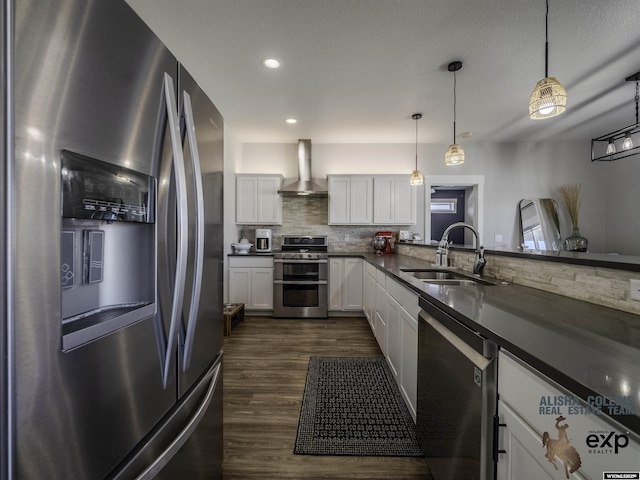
left=339, top=252, right=640, bottom=438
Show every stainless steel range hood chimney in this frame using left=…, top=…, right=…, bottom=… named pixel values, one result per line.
left=278, top=139, right=328, bottom=196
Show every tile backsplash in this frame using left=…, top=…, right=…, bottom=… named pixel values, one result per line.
left=396, top=243, right=640, bottom=316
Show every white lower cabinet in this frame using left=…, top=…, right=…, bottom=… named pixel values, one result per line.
left=385, top=275, right=419, bottom=421
left=362, top=262, right=419, bottom=422
left=329, top=257, right=363, bottom=312
left=228, top=256, right=273, bottom=310
left=497, top=351, right=640, bottom=480
left=497, top=399, right=567, bottom=480
left=363, top=263, right=376, bottom=330
left=374, top=279, right=387, bottom=354
left=385, top=293, right=401, bottom=381
left=399, top=305, right=418, bottom=421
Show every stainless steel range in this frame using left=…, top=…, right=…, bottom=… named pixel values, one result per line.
left=273, top=235, right=328, bottom=318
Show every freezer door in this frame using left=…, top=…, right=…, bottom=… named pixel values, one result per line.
left=11, top=1, right=180, bottom=479
left=109, top=356, right=223, bottom=480
left=177, top=65, right=224, bottom=397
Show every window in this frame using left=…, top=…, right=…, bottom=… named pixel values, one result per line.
left=430, top=198, right=458, bottom=214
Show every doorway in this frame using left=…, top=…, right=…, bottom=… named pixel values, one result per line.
left=431, top=188, right=466, bottom=245
left=423, top=175, right=485, bottom=246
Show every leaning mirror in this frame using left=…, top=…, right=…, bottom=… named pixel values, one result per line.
left=518, top=198, right=562, bottom=251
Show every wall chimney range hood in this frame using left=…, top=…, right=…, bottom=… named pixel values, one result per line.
left=278, top=139, right=328, bottom=196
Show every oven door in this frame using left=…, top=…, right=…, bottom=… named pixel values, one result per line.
left=273, top=259, right=328, bottom=318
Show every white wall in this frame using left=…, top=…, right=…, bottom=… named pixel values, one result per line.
left=603, top=157, right=640, bottom=255
left=240, top=140, right=628, bottom=254
left=223, top=127, right=243, bottom=302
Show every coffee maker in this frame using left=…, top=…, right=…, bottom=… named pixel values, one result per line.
left=255, top=228, right=272, bottom=253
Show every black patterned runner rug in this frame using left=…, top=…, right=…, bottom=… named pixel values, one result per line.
left=294, top=356, right=424, bottom=457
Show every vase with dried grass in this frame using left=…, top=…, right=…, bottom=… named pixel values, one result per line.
left=557, top=182, right=588, bottom=252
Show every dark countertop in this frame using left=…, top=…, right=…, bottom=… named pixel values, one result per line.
left=335, top=252, right=640, bottom=435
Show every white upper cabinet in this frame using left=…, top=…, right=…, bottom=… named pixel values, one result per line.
left=236, top=174, right=283, bottom=224
left=373, top=175, right=417, bottom=225
left=328, top=174, right=416, bottom=225
left=328, top=175, right=373, bottom=225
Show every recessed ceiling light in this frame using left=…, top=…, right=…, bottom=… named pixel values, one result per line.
left=285, top=118, right=297, bottom=124
left=459, top=131, right=474, bottom=139
left=262, top=57, right=281, bottom=69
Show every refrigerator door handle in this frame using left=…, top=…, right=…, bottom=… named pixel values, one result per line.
left=134, top=361, right=222, bottom=480
left=181, top=90, right=204, bottom=371
left=161, top=72, right=189, bottom=388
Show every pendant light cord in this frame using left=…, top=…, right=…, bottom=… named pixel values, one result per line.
left=544, top=0, right=549, bottom=78
left=453, top=70, right=457, bottom=142
left=636, top=80, right=640, bottom=125
left=415, top=116, right=418, bottom=169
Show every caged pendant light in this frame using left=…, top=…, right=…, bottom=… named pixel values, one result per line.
left=591, top=72, right=640, bottom=162
left=444, top=61, right=465, bottom=166
left=409, top=113, right=424, bottom=186
left=528, top=0, right=567, bottom=120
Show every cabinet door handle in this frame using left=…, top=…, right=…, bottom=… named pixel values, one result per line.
left=493, top=415, right=507, bottom=461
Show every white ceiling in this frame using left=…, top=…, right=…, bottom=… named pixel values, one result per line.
left=126, top=0, right=640, bottom=145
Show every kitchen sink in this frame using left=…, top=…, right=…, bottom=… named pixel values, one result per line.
left=400, top=268, right=495, bottom=286
left=406, top=270, right=459, bottom=280
left=420, top=279, right=490, bottom=286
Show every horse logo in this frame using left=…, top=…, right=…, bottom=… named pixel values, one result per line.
left=542, top=415, right=582, bottom=478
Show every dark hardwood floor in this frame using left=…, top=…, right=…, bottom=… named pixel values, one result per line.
left=222, top=316, right=432, bottom=479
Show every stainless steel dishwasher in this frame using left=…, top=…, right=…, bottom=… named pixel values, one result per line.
left=416, top=301, right=497, bottom=480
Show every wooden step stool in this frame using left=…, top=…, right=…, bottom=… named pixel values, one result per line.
left=223, top=303, right=244, bottom=336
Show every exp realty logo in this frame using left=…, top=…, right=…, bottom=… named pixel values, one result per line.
left=539, top=415, right=633, bottom=479
left=587, top=430, right=630, bottom=455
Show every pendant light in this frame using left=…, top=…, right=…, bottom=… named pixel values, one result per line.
left=445, top=61, right=465, bottom=166
left=528, top=0, right=567, bottom=120
left=591, top=73, right=640, bottom=162
left=409, top=113, right=424, bottom=186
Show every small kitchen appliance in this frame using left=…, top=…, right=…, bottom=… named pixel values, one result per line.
left=373, top=231, right=394, bottom=255
left=255, top=228, right=272, bottom=253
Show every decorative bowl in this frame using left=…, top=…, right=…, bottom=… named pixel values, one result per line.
left=232, top=242, right=253, bottom=254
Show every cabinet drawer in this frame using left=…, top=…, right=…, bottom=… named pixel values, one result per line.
left=375, top=268, right=386, bottom=287
left=365, top=261, right=377, bottom=278
left=386, top=276, right=419, bottom=318
left=229, top=256, right=273, bottom=268
left=498, top=350, right=640, bottom=478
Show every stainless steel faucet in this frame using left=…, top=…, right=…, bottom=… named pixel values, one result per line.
left=437, top=222, right=486, bottom=276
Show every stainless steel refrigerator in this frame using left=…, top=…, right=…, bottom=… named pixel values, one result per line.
left=1, top=0, right=224, bottom=478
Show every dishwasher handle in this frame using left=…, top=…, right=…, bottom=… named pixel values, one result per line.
left=424, top=313, right=492, bottom=370
left=419, top=306, right=496, bottom=358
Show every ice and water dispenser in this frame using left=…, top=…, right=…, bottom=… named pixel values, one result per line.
left=60, top=150, right=156, bottom=350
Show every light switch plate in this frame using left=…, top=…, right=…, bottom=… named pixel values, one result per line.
left=630, top=279, right=640, bottom=301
